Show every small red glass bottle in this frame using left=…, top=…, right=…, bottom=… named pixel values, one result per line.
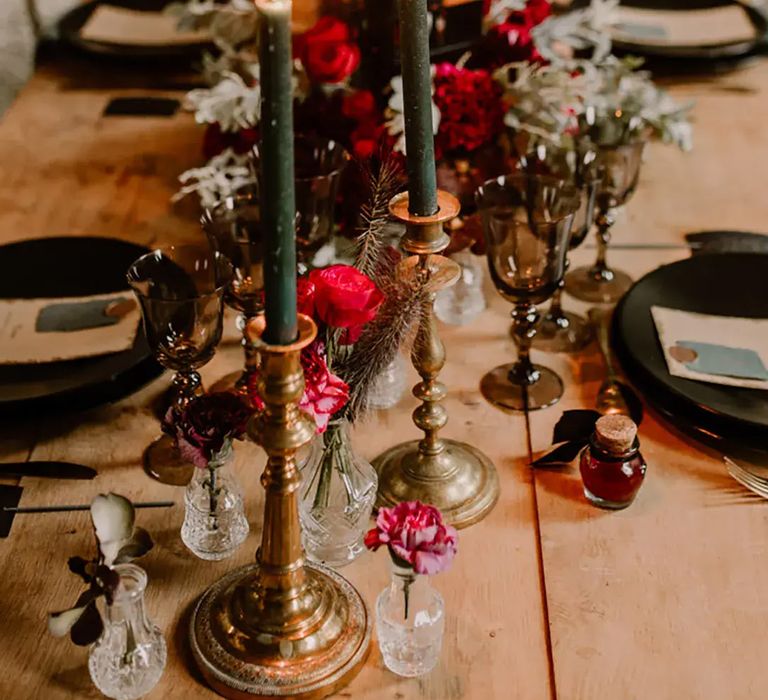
left=579, top=414, right=646, bottom=509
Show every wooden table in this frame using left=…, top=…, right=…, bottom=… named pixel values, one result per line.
left=1, top=49, right=768, bottom=700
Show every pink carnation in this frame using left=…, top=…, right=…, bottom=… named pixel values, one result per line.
left=365, top=501, right=458, bottom=575
left=299, top=341, right=349, bottom=433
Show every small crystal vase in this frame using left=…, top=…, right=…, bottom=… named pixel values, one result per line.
left=375, top=562, right=445, bottom=677
left=88, top=564, right=167, bottom=700
left=367, top=355, right=407, bottom=410
left=299, top=419, right=377, bottom=568
left=435, top=249, right=486, bottom=326
left=180, top=444, right=249, bottom=560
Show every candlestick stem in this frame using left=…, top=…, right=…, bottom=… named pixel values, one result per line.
left=189, top=315, right=371, bottom=699
left=374, top=192, right=499, bottom=529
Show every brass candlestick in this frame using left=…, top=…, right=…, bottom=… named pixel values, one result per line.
left=189, top=314, right=371, bottom=699
left=373, top=191, right=500, bottom=529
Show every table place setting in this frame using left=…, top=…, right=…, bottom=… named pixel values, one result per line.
left=3, top=0, right=768, bottom=699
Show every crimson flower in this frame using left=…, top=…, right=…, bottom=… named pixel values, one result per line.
left=308, top=264, right=384, bottom=343
left=247, top=341, right=348, bottom=433
left=365, top=501, right=458, bottom=575
left=480, top=0, right=551, bottom=68
left=432, top=63, right=505, bottom=157
left=295, top=17, right=361, bottom=84
left=165, top=392, right=252, bottom=468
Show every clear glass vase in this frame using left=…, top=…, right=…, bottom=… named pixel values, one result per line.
left=88, top=564, right=166, bottom=700
left=367, top=355, right=407, bottom=410
left=298, top=419, right=377, bottom=568
left=180, top=445, right=249, bottom=561
left=375, top=562, right=445, bottom=677
left=435, top=249, right=486, bottom=325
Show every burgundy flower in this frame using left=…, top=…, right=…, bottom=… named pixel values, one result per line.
left=479, top=0, right=551, bottom=68
left=308, top=264, right=384, bottom=342
left=166, top=392, right=252, bottom=468
left=432, top=64, right=505, bottom=157
left=202, top=122, right=259, bottom=160
left=295, top=17, right=361, bottom=85
left=365, top=501, right=458, bottom=575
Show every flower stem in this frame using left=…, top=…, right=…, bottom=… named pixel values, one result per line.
left=207, top=465, right=219, bottom=531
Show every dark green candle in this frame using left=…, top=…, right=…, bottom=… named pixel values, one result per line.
left=397, top=0, right=438, bottom=217
left=257, top=0, right=298, bottom=345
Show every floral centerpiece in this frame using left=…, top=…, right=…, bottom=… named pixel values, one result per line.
left=166, top=391, right=252, bottom=560
left=365, top=501, right=458, bottom=677
left=48, top=494, right=166, bottom=699
left=245, top=156, right=429, bottom=567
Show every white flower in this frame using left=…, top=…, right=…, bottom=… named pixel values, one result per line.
left=532, top=0, right=618, bottom=64
left=173, top=149, right=255, bottom=209
left=483, top=0, right=526, bottom=31
left=385, top=74, right=441, bottom=155
left=184, top=71, right=261, bottom=132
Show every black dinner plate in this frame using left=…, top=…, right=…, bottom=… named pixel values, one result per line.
left=59, top=0, right=212, bottom=63
left=613, top=253, right=768, bottom=453
left=0, top=237, right=163, bottom=418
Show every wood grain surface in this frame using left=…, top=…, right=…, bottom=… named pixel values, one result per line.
left=0, top=48, right=767, bottom=700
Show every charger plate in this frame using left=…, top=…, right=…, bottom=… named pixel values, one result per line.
left=613, top=253, right=768, bottom=455
left=0, top=237, right=162, bottom=417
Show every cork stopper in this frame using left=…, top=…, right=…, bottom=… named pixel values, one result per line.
left=594, top=414, right=637, bottom=454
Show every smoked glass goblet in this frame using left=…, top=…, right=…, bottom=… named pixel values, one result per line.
left=127, top=246, right=232, bottom=485
left=517, top=145, right=600, bottom=352
left=251, top=135, right=349, bottom=267
left=565, top=139, right=646, bottom=304
left=202, top=193, right=264, bottom=402
left=476, top=174, right=579, bottom=411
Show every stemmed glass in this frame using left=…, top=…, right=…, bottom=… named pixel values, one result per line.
left=519, top=146, right=601, bottom=353
left=201, top=193, right=264, bottom=402
left=127, top=246, right=232, bottom=485
left=565, top=139, right=646, bottom=304
left=476, top=174, right=579, bottom=411
left=251, top=134, right=349, bottom=267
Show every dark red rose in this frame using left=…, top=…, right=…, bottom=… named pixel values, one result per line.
left=308, top=264, right=384, bottom=340
left=341, top=90, right=377, bottom=121
left=202, top=123, right=260, bottom=160
left=165, top=392, right=252, bottom=468
left=432, top=64, right=505, bottom=156
left=296, top=17, right=360, bottom=84
left=479, top=0, right=551, bottom=68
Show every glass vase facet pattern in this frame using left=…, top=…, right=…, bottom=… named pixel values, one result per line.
left=88, top=564, right=166, bottom=700
left=299, top=420, right=377, bottom=568
left=367, top=355, right=408, bottom=410
left=181, top=446, right=249, bottom=560
left=435, top=249, right=486, bottom=325
left=375, top=563, right=445, bottom=677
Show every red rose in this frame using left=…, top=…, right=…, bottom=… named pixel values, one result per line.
left=296, top=17, right=361, bottom=85
left=308, top=265, right=384, bottom=341
left=297, top=277, right=316, bottom=318
left=364, top=501, right=458, bottom=575
left=341, top=90, right=377, bottom=121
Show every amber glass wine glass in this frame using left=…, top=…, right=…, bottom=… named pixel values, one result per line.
left=127, top=246, right=232, bottom=484
left=565, top=139, right=646, bottom=304
left=476, top=174, right=579, bottom=411
left=202, top=193, right=264, bottom=402
left=519, top=145, right=601, bottom=353
left=251, top=134, right=349, bottom=267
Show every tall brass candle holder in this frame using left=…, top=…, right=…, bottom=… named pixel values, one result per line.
left=373, top=191, right=500, bottom=529
left=189, top=314, right=371, bottom=699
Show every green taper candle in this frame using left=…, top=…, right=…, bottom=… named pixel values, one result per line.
left=397, top=0, right=438, bottom=217
left=257, top=0, right=298, bottom=345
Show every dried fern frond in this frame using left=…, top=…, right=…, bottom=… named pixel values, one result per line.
left=338, top=272, right=427, bottom=424
left=353, top=153, right=403, bottom=282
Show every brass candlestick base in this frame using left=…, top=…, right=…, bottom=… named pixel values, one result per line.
left=189, top=315, right=371, bottom=699
left=374, top=191, right=499, bottom=529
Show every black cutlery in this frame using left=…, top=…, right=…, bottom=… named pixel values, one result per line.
left=0, top=461, right=96, bottom=480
